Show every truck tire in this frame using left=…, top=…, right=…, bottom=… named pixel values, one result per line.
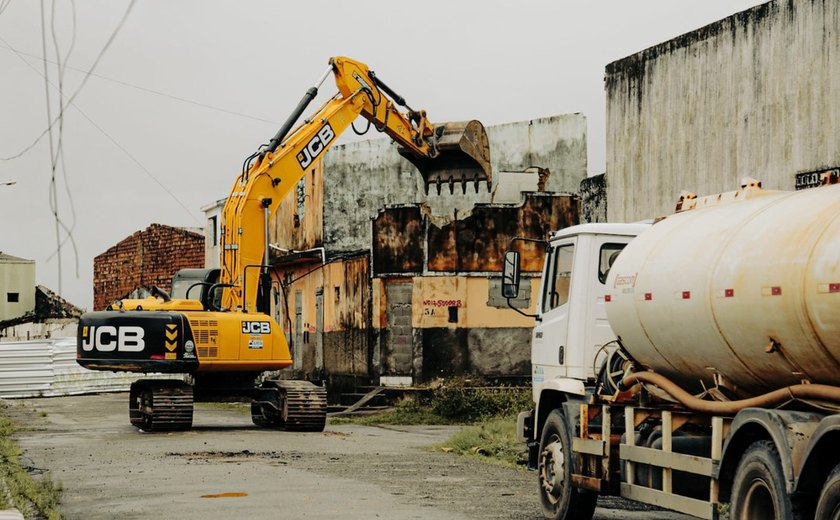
left=538, top=409, right=597, bottom=520
left=815, top=463, right=840, bottom=520
left=730, top=440, right=803, bottom=520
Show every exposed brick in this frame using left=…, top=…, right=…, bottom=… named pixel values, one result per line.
left=93, top=224, right=204, bottom=310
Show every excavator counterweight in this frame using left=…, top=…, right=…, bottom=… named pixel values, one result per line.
left=398, top=120, right=492, bottom=194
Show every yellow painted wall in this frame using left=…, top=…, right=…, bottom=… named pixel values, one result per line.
left=270, top=255, right=368, bottom=338
left=373, top=275, right=540, bottom=330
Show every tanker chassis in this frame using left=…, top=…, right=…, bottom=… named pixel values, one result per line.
left=503, top=179, right=840, bottom=520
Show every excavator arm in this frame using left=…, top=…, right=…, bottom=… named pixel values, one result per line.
left=219, top=56, right=492, bottom=313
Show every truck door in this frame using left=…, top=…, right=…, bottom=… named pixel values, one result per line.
left=532, top=239, right=576, bottom=379
left=585, top=240, right=628, bottom=378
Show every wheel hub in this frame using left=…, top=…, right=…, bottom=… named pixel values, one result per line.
left=540, top=437, right=566, bottom=498
left=741, top=478, right=775, bottom=520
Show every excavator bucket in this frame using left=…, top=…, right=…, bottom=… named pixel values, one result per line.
left=399, top=120, right=493, bottom=194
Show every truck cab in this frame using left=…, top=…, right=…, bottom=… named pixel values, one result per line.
left=503, top=223, right=648, bottom=501
left=529, top=223, right=649, bottom=391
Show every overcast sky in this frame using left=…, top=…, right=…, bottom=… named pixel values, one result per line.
left=0, top=0, right=761, bottom=309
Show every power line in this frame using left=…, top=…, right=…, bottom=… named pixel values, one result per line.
left=40, top=0, right=63, bottom=292
left=0, top=42, right=281, bottom=160
left=0, top=0, right=136, bottom=162
left=43, top=0, right=81, bottom=277
left=5, top=41, right=202, bottom=226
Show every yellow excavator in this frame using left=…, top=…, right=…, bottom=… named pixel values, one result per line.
left=76, top=57, right=492, bottom=432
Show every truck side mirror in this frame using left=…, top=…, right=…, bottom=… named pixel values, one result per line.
left=502, top=250, right=521, bottom=298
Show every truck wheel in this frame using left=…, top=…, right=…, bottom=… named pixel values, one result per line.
left=731, top=440, right=802, bottom=520
left=538, top=409, right=597, bottom=520
left=815, top=463, right=840, bottom=520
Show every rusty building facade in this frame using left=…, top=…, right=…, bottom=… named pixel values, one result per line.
left=371, top=194, right=578, bottom=384
left=93, top=224, right=204, bottom=310
left=205, top=114, right=587, bottom=388
left=606, top=0, right=840, bottom=222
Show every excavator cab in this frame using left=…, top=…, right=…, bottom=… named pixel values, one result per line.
left=398, top=120, right=493, bottom=194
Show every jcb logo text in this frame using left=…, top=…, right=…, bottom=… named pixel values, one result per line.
left=81, top=326, right=145, bottom=352
left=296, top=124, right=335, bottom=169
left=242, top=321, right=271, bottom=335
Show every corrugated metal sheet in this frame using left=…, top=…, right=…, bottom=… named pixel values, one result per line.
left=0, top=339, right=170, bottom=398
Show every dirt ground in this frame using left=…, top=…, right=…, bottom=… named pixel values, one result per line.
left=6, top=393, right=694, bottom=520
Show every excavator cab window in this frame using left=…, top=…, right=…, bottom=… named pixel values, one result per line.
left=170, top=269, right=221, bottom=310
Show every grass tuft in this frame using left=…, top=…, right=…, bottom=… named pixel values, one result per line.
left=329, top=380, right=532, bottom=467
left=0, top=402, right=64, bottom=519
left=434, top=415, right=526, bottom=468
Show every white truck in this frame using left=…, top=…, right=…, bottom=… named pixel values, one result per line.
left=503, top=179, right=840, bottom=520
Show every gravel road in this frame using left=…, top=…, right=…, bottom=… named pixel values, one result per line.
left=6, top=393, right=694, bottom=520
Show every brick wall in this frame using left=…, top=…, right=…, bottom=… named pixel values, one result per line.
left=93, top=224, right=204, bottom=310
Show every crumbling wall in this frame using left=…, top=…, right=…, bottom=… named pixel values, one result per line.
left=324, top=114, right=587, bottom=252
left=606, top=0, right=840, bottom=222
left=93, top=224, right=204, bottom=310
left=372, top=193, right=578, bottom=276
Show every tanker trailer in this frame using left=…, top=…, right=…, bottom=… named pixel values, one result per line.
left=502, top=179, right=840, bottom=520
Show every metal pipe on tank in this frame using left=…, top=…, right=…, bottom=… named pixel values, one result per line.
left=621, top=371, right=840, bottom=415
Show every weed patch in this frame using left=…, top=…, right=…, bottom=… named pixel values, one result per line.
left=435, top=415, right=526, bottom=468
left=0, top=402, right=63, bottom=519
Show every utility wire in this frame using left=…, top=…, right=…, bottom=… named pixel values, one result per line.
left=40, top=0, right=63, bottom=292
left=44, top=0, right=80, bottom=274
left=0, top=0, right=135, bottom=162
left=0, top=43, right=281, bottom=126
left=5, top=43, right=202, bottom=226
left=0, top=42, right=281, bottom=162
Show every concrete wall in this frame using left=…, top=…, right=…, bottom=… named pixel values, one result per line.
left=606, top=0, right=840, bottom=222
left=0, top=319, right=77, bottom=342
left=93, top=224, right=204, bottom=310
left=324, top=114, right=587, bottom=252
left=580, top=174, right=607, bottom=223
left=0, top=254, right=35, bottom=321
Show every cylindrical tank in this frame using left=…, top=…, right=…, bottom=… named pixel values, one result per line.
left=606, top=183, right=840, bottom=398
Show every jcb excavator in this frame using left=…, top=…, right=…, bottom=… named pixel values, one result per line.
left=76, top=57, right=492, bottom=432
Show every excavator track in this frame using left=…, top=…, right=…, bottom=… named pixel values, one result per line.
left=129, top=379, right=193, bottom=432
left=250, top=380, right=327, bottom=432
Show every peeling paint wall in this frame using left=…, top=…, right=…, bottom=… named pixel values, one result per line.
left=371, top=275, right=543, bottom=381
left=606, top=0, right=840, bottom=222
left=269, top=253, right=369, bottom=380
left=372, top=193, right=578, bottom=276
left=270, top=161, right=324, bottom=251
left=324, top=114, right=587, bottom=252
